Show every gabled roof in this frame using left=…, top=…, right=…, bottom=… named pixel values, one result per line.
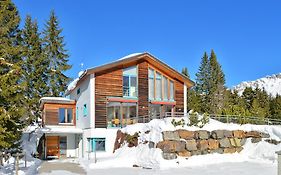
left=66, top=52, right=194, bottom=95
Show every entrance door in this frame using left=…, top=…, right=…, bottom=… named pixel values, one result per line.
left=46, top=136, right=59, bottom=158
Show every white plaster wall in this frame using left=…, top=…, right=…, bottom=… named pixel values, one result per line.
left=184, top=83, right=187, bottom=114
left=69, top=75, right=92, bottom=129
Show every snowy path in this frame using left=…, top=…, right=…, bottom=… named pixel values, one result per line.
left=86, top=161, right=276, bottom=175
left=38, top=161, right=86, bottom=175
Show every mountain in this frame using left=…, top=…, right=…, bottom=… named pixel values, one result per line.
left=232, top=73, right=281, bottom=97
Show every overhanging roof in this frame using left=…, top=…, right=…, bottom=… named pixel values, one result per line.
left=66, top=52, right=195, bottom=95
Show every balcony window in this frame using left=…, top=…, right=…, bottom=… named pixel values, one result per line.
left=123, top=66, right=137, bottom=98
left=59, top=108, right=73, bottom=123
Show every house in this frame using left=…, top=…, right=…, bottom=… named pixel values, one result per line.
left=39, top=52, right=194, bottom=159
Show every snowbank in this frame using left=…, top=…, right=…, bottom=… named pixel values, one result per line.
left=87, top=116, right=281, bottom=170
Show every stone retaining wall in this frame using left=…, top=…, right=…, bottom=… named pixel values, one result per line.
left=113, top=129, right=275, bottom=160
left=157, top=130, right=270, bottom=159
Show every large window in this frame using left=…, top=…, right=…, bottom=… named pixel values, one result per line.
left=88, top=138, right=105, bottom=152
left=123, top=66, right=137, bottom=97
left=107, top=102, right=137, bottom=128
left=107, top=102, right=121, bottom=127
left=148, top=68, right=175, bottom=101
left=148, top=68, right=155, bottom=100
left=155, top=72, right=162, bottom=100
left=59, top=108, right=73, bottom=123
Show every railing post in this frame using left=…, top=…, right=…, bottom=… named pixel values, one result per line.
left=276, top=151, right=281, bottom=175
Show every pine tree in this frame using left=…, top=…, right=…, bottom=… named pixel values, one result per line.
left=195, top=52, right=210, bottom=112
left=0, top=0, right=27, bottom=149
left=182, top=67, right=190, bottom=78
left=242, top=87, right=255, bottom=111
left=187, top=88, right=201, bottom=112
left=270, top=95, right=281, bottom=119
left=43, top=10, right=71, bottom=97
left=209, top=49, right=226, bottom=114
left=22, top=15, right=49, bottom=122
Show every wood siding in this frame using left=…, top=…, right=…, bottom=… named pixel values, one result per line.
left=43, top=103, right=76, bottom=126
left=175, top=79, right=184, bottom=112
left=95, top=69, right=123, bottom=128
left=138, top=61, right=149, bottom=116
left=46, top=136, right=59, bottom=158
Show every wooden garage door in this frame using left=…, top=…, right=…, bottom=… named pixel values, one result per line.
left=46, top=136, right=60, bottom=158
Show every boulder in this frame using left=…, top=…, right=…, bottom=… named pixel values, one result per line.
left=156, top=140, right=185, bottom=153
left=224, top=148, right=236, bottom=154
left=260, top=132, right=270, bottom=138
left=177, top=130, right=195, bottom=140
left=219, top=138, right=231, bottom=148
left=233, top=130, right=246, bottom=138
left=240, top=138, right=247, bottom=146
left=223, top=130, right=233, bottom=138
left=236, top=147, right=243, bottom=153
left=191, top=150, right=202, bottom=156
left=113, top=130, right=126, bottom=152
left=186, top=139, right=197, bottom=151
left=177, top=150, right=191, bottom=157
left=197, top=130, right=210, bottom=140
left=156, top=141, right=176, bottom=153
left=162, top=131, right=180, bottom=141
left=211, top=130, right=225, bottom=139
left=265, top=139, right=281, bottom=145
left=245, top=131, right=261, bottom=138
left=197, top=140, right=208, bottom=151
left=208, top=139, right=219, bottom=150
left=209, top=148, right=224, bottom=154
left=175, top=141, right=186, bottom=152
left=251, top=138, right=262, bottom=143
left=229, top=138, right=241, bottom=147
left=163, top=153, right=177, bottom=160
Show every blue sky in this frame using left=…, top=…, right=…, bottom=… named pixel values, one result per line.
left=14, top=0, right=281, bottom=87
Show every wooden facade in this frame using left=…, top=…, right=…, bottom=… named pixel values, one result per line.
left=94, top=58, right=186, bottom=128
left=42, top=103, right=76, bottom=126
left=95, top=69, right=123, bottom=128
left=46, top=136, right=60, bottom=158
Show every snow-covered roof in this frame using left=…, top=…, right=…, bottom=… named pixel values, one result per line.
left=117, top=53, right=143, bottom=61
left=38, top=126, right=83, bottom=134
left=39, top=97, right=75, bottom=109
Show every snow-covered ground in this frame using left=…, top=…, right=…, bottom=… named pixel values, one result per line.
left=1, top=117, right=281, bottom=175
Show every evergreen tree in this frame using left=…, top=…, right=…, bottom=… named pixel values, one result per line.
left=0, top=0, right=27, bottom=149
left=242, top=87, right=255, bottom=111
left=22, top=15, right=49, bottom=122
left=209, top=49, right=226, bottom=114
left=43, top=10, right=71, bottom=97
left=195, top=52, right=210, bottom=112
left=182, top=67, right=190, bottom=78
left=270, top=95, right=281, bottom=119
left=187, top=88, right=201, bottom=112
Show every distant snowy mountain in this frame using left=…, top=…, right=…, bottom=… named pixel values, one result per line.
left=232, top=73, right=281, bottom=97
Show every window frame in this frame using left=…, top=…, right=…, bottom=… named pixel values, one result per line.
left=148, top=66, right=175, bottom=102
left=87, top=138, right=106, bottom=152
left=123, top=66, right=138, bottom=98
left=83, top=104, right=88, bottom=117
left=58, top=108, right=73, bottom=124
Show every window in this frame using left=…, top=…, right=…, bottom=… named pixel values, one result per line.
left=123, top=66, right=137, bottom=97
left=107, top=102, right=121, bottom=127
left=148, top=68, right=155, bottom=100
left=83, top=104, right=88, bottom=116
left=163, top=76, right=168, bottom=100
left=170, top=81, right=174, bottom=100
left=107, top=102, right=137, bottom=128
left=59, top=108, right=73, bottom=123
left=88, top=138, right=105, bottom=152
left=149, top=104, right=161, bottom=119
left=77, top=88, right=80, bottom=95
left=155, top=72, right=162, bottom=100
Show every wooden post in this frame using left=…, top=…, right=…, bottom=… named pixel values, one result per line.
left=24, top=152, right=27, bottom=168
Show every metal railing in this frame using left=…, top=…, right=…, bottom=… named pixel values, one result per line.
left=120, top=112, right=281, bottom=126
